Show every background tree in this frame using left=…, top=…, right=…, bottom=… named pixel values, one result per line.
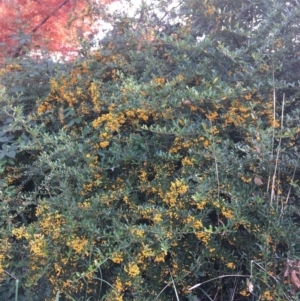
left=0, top=0, right=115, bottom=60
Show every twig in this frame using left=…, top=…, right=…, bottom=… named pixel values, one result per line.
left=169, top=269, right=180, bottom=301
left=199, top=288, right=214, bottom=301
left=268, top=64, right=277, bottom=197
left=209, top=119, right=220, bottom=198
left=189, top=274, right=250, bottom=290
left=281, top=157, right=299, bottom=216
left=4, top=271, right=19, bottom=301
left=251, top=260, right=278, bottom=283
left=4, top=270, right=18, bottom=280
left=154, top=271, right=191, bottom=301
left=270, top=94, right=285, bottom=205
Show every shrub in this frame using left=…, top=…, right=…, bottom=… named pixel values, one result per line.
left=1, top=0, right=300, bottom=300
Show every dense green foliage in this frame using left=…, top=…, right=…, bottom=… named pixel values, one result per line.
left=1, top=0, right=300, bottom=300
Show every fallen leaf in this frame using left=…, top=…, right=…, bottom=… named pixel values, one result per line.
left=183, top=99, right=192, bottom=107
left=254, top=176, right=264, bottom=186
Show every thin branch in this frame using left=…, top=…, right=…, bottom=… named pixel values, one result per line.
left=189, top=274, right=250, bottom=291
left=4, top=270, right=18, bottom=280
left=270, top=94, right=285, bottom=205
left=12, top=0, right=70, bottom=58
left=267, top=57, right=276, bottom=197
left=169, top=269, right=180, bottom=301
left=281, top=157, right=299, bottom=216
left=32, top=0, right=70, bottom=34
left=154, top=271, right=191, bottom=301
left=209, top=119, right=220, bottom=198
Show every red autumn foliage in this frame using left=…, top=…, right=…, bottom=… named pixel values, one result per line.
left=0, top=0, right=116, bottom=60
